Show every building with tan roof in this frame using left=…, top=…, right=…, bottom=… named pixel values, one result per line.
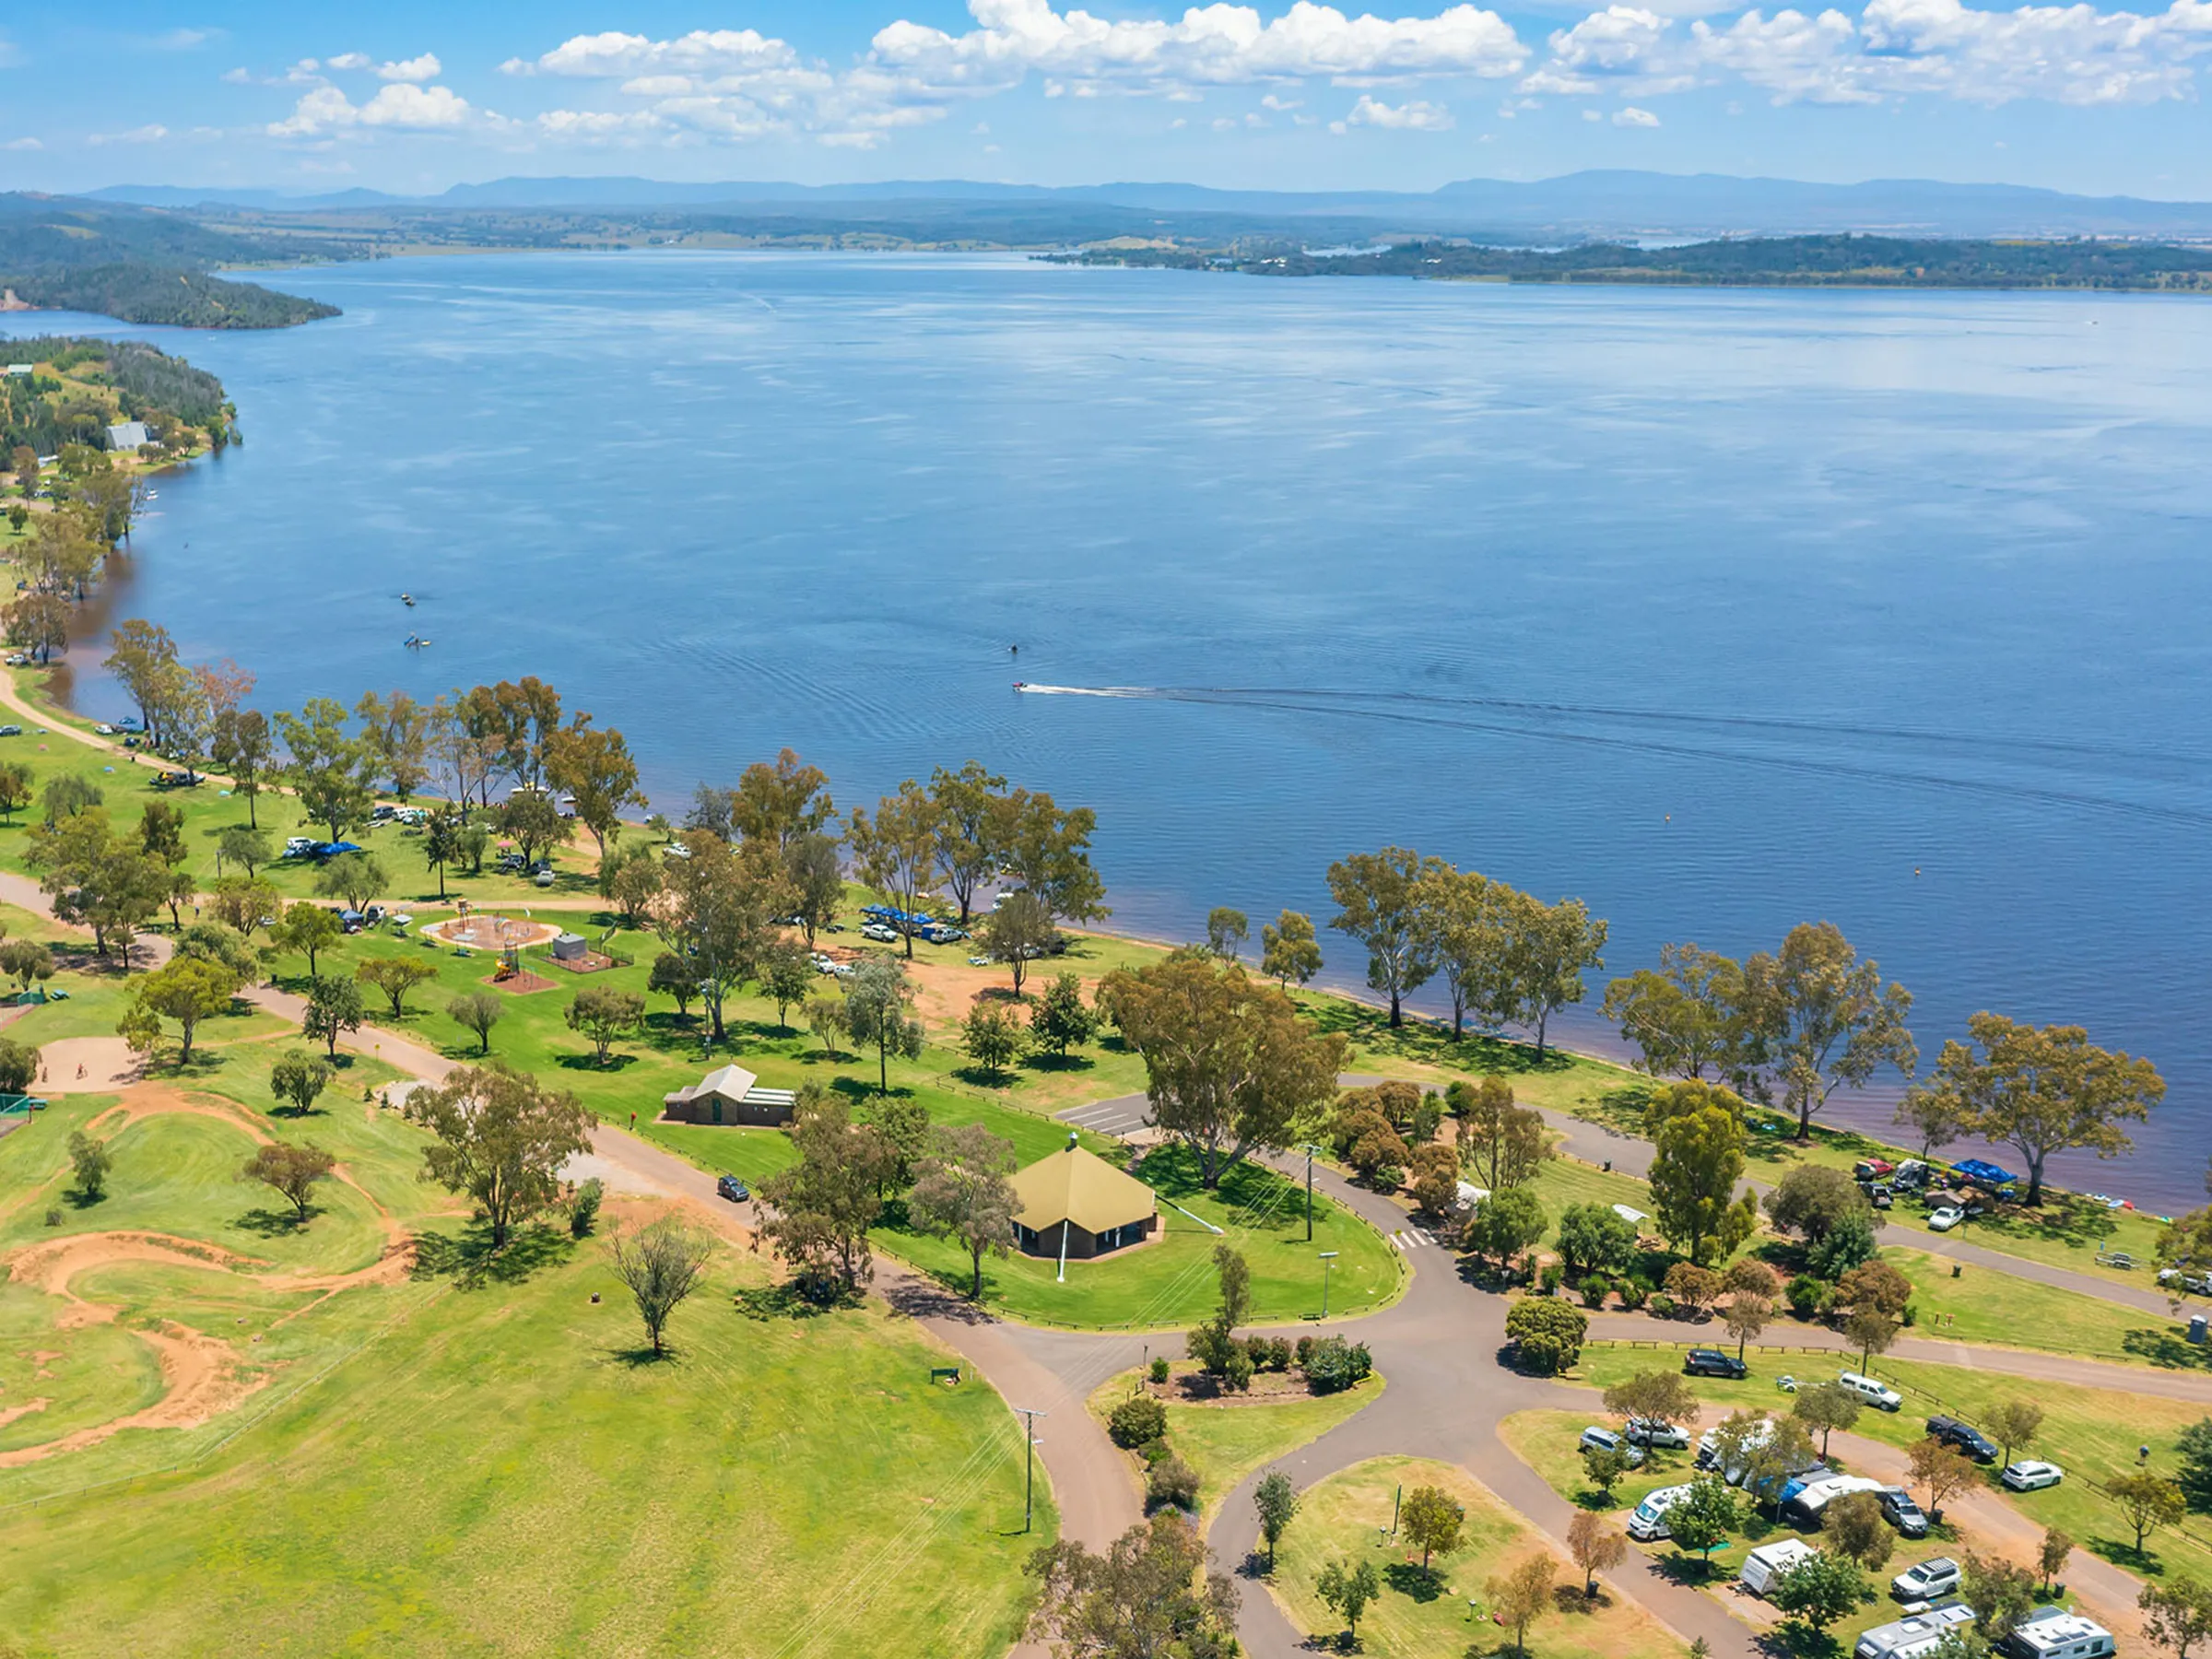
left=1008, top=1134, right=1159, bottom=1260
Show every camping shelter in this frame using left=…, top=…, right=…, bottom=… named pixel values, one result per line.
left=661, top=1064, right=797, bottom=1127
left=1009, top=1135, right=1159, bottom=1261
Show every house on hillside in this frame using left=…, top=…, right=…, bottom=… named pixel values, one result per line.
left=1009, top=1135, right=1159, bottom=1260
left=661, top=1064, right=797, bottom=1127
left=105, top=421, right=150, bottom=452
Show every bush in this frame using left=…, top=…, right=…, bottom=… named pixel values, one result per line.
left=569, top=1177, right=604, bottom=1238
left=1578, top=1275, right=1613, bottom=1309
left=1901, top=1302, right=1917, bottom=1328
left=1648, top=1292, right=1677, bottom=1320
left=1538, top=1263, right=1565, bottom=1296
left=1140, top=1436, right=1171, bottom=1466
left=1787, top=1275, right=1824, bottom=1316
left=1617, top=1277, right=1650, bottom=1312
left=1148, top=1356, right=1171, bottom=1385
left=1110, top=1394, right=1169, bottom=1449
left=1504, top=1298, right=1587, bottom=1376
left=1303, top=1335, right=1374, bottom=1394
left=1295, top=1335, right=1315, bottom=1369
left=1807, top=1208, right=1881, bottom=1279
left=1146, top=1455, right=1201, bottom=1513
left=1247, top=1335, right=1292, bottom=1371
left=1224, top=1345, right=1255, bottom=1393
left=43, top=1206, right=61, bottom=1227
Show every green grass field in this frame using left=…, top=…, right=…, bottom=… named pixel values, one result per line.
left=0, top=1074, right=1051, bottom=1656
left=1268, top=1454, right=1686, bottom=1659
left=1085, top=1360, right=1382, bottom=1521
left=1497, top=1409, right=1700, bottom=1514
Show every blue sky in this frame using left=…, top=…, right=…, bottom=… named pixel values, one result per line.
left=4, top=1, right=2211, bottom=199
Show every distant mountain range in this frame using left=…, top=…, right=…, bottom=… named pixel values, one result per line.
left=86, top=171, right=2212, bottom=240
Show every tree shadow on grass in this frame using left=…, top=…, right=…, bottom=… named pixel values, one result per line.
left=1552, top=1585, right=1605, bottom=1618
left=1647, top=1554, right=1724, bottom=1588
left=410, top=1220, right=574, bottom=1289
left=1020, top=1051, right=1095, bottom=1076
left=733, top=1281, right=852, bottom=1322
left=1759, top=1622, right=1844, bottom=1659
left=2123, top=1328, right=2212, bottom=1371
left=606, top=1344, right=677, bottom=1369
left=951, top=1064, right=1015, bottom=1089
left=1385, top=1562, right=1445, bottom=1602
left=234, top=1205, right=312, bottom=1237
left=64, top=1188, right=109, bottom=1211
left=556, top=1052, right=640, bottom=1074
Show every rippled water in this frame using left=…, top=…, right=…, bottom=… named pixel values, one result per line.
left=13, top=252, right=2211, bottom=1207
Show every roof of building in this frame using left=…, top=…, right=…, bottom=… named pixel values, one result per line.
left=1009, top=1139, right=1157, bottom=1235
left=106, top=421, right=150, bottom=449
left=664, top=1063, right=759, bottom=1106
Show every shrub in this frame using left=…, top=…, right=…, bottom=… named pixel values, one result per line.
left=1648, top=1293, right=1677, bottom=1320
left=1140, top=1437, right=1171, bottom=1467
left=43, top=1206, right=61, bottom=1227
left=1901, top=1302, right=1917, bottom=1328
left=1224, top=1345, right=1255, bottom=1393
left=1252, top=1335, right=1293, bottom=1371
left=1110, top=1394, right=1169, bottom=1449
left=569, top=1177, right=604, bottom=1238
left=1146, top=1455, right=1201, bottom=1512
left=1295, top=1335, right=1315, bottom=1369
left=1148, top=1356, right=1171, bottom=1385
left=1578, top=1276, right=1613, bottom=1309
left=1303, top=1335, right=1374, bottom=1394
left=1539, top=1263, right=1565, bottom=1296
left=1787, top=1275, right=1824, bottom=1316
left=1504, top=1298, right=1588, bottom=1376
left=1617, top=1277, right=1650, bottom=1312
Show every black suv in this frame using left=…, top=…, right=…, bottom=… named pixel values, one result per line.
left=1878, top=1486, right=1930, bottom=1537
left=1925, top=1416, right=1999, bottom=1463
left=715, top=1173, right=750, bottom=1203
left=1685, top=1348, right=1748, bottom=1379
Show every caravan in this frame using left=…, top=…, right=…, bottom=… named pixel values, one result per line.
left=1856, top=1604, right=1976, bottom=1659
left=1739, top=1539, right=1819, bottom=1597
left=1781, top=1474, right=1888, bottom=1530
left=1627, top=1484, right=1696, bottom=1542
left=2003, top=1611, right=2113, bottom=1659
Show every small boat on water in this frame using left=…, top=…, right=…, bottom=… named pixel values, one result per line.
left=401, top=593, right=415, bottom=606
left=1012, top=681, right=1029, bottom=690
left=404, top=634, right=431, bottom=650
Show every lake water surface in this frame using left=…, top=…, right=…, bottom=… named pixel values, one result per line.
left=12, top=253, right=2210, bottom=1207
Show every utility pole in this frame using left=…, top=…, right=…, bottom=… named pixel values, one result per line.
left=1015, top=1406, right=1049, bottom=1533
left=1319, top=1250, right=1338, bottom=1320
left=1299, top=1142, right=1324, bottom=1241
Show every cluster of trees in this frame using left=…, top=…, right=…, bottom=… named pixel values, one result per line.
left=25, top=787, right=194, bottom=959
left=959, top=971, right=1098, bottom=1081
left=1324, top=847, right=1607, bottom=1052
left=1, top=337, right=231, bottom=469
left=754, top=1088, right=1025, bottom=1302
left=1607, top=929, right=2164, bottom=1194
left=6, top=444, right=144, bottom=665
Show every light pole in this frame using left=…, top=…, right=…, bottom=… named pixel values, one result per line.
left=1014, top=1406, right=1048, bottom=1533
left=1318, top=1250, right=1339, bottom=1320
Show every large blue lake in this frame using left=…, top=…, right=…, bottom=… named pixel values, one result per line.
left=11, top=253, right=2210, bottom=1207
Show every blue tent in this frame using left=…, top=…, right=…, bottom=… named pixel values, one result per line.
left=1952, top=1158, right=2018, bottom=1186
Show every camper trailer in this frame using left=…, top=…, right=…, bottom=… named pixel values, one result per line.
left=1855, top=1604, right=1977, bottom=1659
left=2003, top=1611, right=2114, bottom=1659
left=1781, top=1474, right=1888, bottom=1530
left=1739, top=1539, right=1819, bottom=1597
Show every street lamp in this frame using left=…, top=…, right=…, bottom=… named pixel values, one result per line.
left=1318, top=1250, right=1339, bottom=1320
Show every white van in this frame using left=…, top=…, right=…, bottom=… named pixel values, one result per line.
left=1628, top=1484, right=1695, bottom=1541
left=1740, top=1538, right=1819, bottom=1597
left=1839, top=1371, right=1903, bottom=1411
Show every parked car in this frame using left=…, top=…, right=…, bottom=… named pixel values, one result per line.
left=94, top=723, right=115, bottom=735
left=1868, top=1187, right=1895, bottom=1209
left=715, top=1173, right=749, bottom=1203
left=1855, top=1159, right=1896, bottom=1180
left=860, top=923, right=899, bottom=943
left=362, top=904, right=387, bottom=926
left=1578, top=1426, right=1647, bottom=1467
left=2001, top=1461, right=2064, bottom=1492
left=1685, top=1348, right=1748, bottom=1379
left=0, top=724, right=18, bottom=737
left=1839, top=1371, right=1903, bottom=1411
left=1927, top=1206, right=1966, bottom=1232
left=1892, top=1559, right=1962, bottom=1603
left=1625, top=1418, right=1693, bottom=1450
left=1878, top=1487, right=1930, bottom=1538
left=2157, top=1268, right=2212, bottom=1296
left=1926, top=1417, right=1999, bottom=1463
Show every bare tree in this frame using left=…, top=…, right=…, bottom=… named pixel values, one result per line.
left=609, top=1215, right=714, bottom=1357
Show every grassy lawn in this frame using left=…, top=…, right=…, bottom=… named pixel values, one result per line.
left=0, top=1065, right=1051, bottom=1655
left=1498, top=1409, right=1701, bottom=1514
left=1269, top=1454, right=1687, bottom=1659
left=1882, top=1246, right=2200, bottom=1367
left=0, top=1225, right=1048, bottom=1658
left=1085, top=1360, right=1382, bottom=1521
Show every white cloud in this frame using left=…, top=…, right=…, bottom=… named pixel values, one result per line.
left=508, top=29, right=795, bottom=78
left=3, top=136, right=41, bottom=151
left=1340, top=90, right=1456, bottom=124
left=1614, top=100, right=1662, bottom=118
left=376, top=53, right=442, bottom=83
left=88, top=124, right=170, bottom=146
left=1262, top=90, right=1304, bottom=105
left=270, top=81, right=474, bottom=137
left=870, top=0, right=1526, bottom=95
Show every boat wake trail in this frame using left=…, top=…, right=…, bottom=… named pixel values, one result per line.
left=1014, top=684, right=2212, bottom=830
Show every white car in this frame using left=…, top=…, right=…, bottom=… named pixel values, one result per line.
left=94, top=724, right=116, bottom=735
left=1625, top=1418, right=1693, bottom=1450
left=1892, top=1558, right=1961, bottom=1602
left=860, top=923, right=899, bottom=943
left=2002, top=1461, right=2064, bottom=1492
left=1578, top=1425, right=1647, bottom=1467
left=1927, top=1206, right=1966, bottom=1232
